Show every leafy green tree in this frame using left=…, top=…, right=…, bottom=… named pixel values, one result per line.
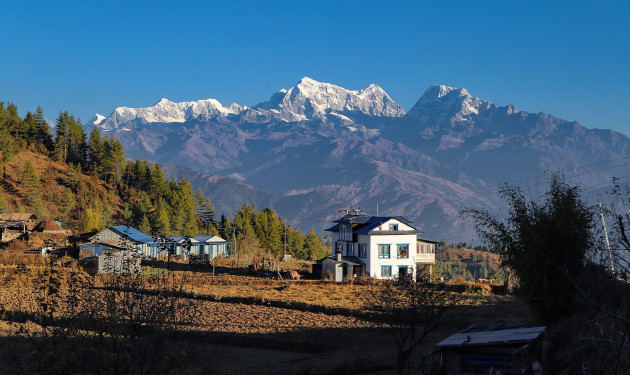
left=464, top=175, right=594, bottom=321
left=303, top=229, right=326, bottom=260
left=286, top=225, right=305, bottom=257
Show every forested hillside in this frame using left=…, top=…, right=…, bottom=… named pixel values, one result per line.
left=0, top=102, right=326, bottom=259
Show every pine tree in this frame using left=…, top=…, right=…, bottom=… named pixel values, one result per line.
left=194, top=188, right=215, bottom=233
left=287, top=226, right=305, bottom=257
left=20, top=160, right=45, bottom=216
left=138, top=214, right=151, bottom=234
left=152, top=198, right=171, bottom=237
left=87, top=127, right=104, bottom=174
left=32, top=106, right=53, bottom=152
left=53, top=111, right=70, bottom=162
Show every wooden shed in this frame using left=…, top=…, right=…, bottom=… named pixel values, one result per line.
left=423, top=323, right=546, bottom=375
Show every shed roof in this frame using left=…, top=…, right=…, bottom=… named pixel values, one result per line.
left=436, top=324, right=546, bottom=348
left=0, top=213, right=37, bottom=222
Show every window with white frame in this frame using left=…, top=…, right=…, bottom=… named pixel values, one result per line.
left=397, top=244, right=409, bottom=258
left=381, top=265, right=392, bottom=278
left=378, top=244, right=390, bottom=259
left=358, top=243, right=367, bottom=258
left=389, top=223, right=399, bottom=231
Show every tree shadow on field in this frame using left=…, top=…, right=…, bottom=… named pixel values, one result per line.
left=0, top=322, right=404, bottom=375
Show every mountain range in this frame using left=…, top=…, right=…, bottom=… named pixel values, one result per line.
left=88, top=77, right=630, bottom=241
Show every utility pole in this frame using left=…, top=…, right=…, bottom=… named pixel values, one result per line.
left=283, top=219, right=287, bottom=259
left=599, top=203, right=615, bottom=273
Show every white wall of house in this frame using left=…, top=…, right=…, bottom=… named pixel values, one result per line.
left=364, top=233, right=417, bottom=279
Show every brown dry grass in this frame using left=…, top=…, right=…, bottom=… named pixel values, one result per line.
left=0, top=254, right=535, bottom=374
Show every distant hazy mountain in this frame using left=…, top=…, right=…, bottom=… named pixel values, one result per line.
left=89, top=78, right=630, bottom=240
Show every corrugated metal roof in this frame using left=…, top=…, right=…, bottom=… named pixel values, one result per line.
left=111, top=226, right=155, bottom=243
left=352, top=216, right=418, bottom=234
left=328, top=216, right=418, bottom=233
left=436, top=324, right=546, bottom=348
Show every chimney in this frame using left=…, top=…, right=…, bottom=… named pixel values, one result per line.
left=337, top=252, right=342, bottom=262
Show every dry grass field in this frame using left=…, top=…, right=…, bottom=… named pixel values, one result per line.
left=0, top=253, right=535, bottom=374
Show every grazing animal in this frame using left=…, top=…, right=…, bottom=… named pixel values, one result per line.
left=288, top=270, right=300, bottom=280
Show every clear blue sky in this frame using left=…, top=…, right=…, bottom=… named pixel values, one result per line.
left=2, top=1, right=629, bottom=134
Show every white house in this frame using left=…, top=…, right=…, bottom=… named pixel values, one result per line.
left=324, top=213, right=436, bottom=281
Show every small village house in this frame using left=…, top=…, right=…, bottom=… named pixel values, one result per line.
left=167, top=234, right=232, bottom=259
left=0, top=213, right=38, bottom=242
left=324, top=210, right=437, bottom=281
left=90, top=226, right=160, bottom=257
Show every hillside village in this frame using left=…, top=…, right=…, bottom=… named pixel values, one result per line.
left=1, top=102, right=629, bottom=374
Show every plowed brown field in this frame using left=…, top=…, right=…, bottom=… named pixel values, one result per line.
left=0, top=256, right=533, bottom=374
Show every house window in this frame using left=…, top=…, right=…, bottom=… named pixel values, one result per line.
left=381, top=266, right=392, bottom=278
left=358, top=244, right=367, bottom=258
left=347, top=243, right=355, bottom=256
left=378, top=244, right=390, bottom=259
left=340, top=223, right=352, bottom=241
left=397, top=244, right=409, bottom=258
left=389, top=223, right=398, bottom=231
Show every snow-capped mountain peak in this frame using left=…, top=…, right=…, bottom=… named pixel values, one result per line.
left=93, top=97, right=243, bottom=131
left=405, top=84, right=495, bottom=124
left=254, top=77, right=405, bottom=121
left=92, top=114, right=106, bottom=126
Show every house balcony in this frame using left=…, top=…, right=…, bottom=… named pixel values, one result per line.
left=416, top=253, right=435, bottom=264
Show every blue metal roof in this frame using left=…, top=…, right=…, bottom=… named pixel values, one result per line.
left=327, top=216, right=419, bottom=234
left=166, top=235, right=187, bottom=242
left=111, top=226, right=155, bottom=243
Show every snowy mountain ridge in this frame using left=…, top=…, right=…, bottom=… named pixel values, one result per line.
left=92, top=77, right=405, bottom=131
left=96, top=97, right=245, bottom=131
